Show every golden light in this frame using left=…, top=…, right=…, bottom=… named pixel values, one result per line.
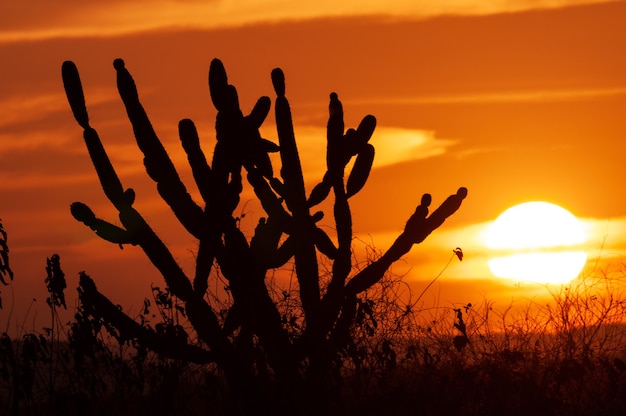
left=486, top=202, right=588, bottom=285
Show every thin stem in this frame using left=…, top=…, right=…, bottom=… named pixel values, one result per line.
left=412, top=251, right=456, bottom=309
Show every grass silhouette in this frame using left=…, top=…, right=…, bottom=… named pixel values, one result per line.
left=1, top=231, right=626, bottom=415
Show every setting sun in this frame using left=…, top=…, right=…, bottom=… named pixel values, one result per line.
left=486, top=201, right=588, bottom=284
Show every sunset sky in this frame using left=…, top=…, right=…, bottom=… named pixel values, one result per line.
left=2, top=0, right=626, bottom=330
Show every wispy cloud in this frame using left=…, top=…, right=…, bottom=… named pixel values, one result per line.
left=0, top=87, right=125, bottom=149
left=0, top=93, right=70, bottom=127
left=260, top=125, right=456, bottom=180
left=580, top=217, right=626, bottom=260
left=0, top=0, right=616, bottom=42
left=347, top=87, right=626, bottom=107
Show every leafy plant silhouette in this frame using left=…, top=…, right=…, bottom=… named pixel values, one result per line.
left=61, top=57, right=467, bottom=414
left=0, top=219, right=15, bottom=310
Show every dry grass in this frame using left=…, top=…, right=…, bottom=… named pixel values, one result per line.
left=328, top=264, right=626, bottom=416
left=2, top=255, right=626, bottom=415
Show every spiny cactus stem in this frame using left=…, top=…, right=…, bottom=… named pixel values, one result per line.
left=326, top=93, right=345, bottom=173
left=271, top=68, right=308, bottom=211
left=331, top=186, right=352, bottom=275
left=83, top=127, right=126, bottom=207
left=208, top=58, right=231, bottom=111
left=192, top=231, right=218, bottom=295
left=179, top=119, right=214, bottom=204
left=117, top=207, right=195, bottom=301
left=247, top=170, right=294, bottom=233
left=406, top=187, right=467, bottom=245
left=61, top=60, right=90, bottom=129
left=114, top=59, right=205, bottom=238
left=113, top=58, right=176, bottom=174
left=70, top=203, right=134, bottom=246
left=345, top=188, right=467, bottom=296
left=272, top=68, right=320, bottom=326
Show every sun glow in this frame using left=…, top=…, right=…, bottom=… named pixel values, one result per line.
left=486, top=202, right=588, bottom=284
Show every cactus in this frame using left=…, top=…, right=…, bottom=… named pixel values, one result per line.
left=62, top=58, right=467, bottom=414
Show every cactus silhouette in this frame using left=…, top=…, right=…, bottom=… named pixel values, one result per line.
left=62, top=58, right=467, bottom=414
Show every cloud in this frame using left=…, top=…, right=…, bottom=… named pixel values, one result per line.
left=347, top=87, right=626, bottom=107
left=263, top=125, right=456, bottom=181
left=372, top=127, right=456, bottom=164
left=0, top=0, right=617, bottom=42
left=580, top=217, right=626, bottom=260
left=0, top=93, right=70, bottom=127
left=0, top=85, right=129, bottom=151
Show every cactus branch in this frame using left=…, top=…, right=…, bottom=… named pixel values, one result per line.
left=271, top=68, right=321, bottom=329
left=345, top=188, right=468, bottom=295
left=179, top=118, right=214, bottom=204
left=70, top=202, right=135, bottom=247
left=114, top=59, right=204, bottom=238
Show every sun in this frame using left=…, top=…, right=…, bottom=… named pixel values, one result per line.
left=486, top=201, right=587, bottom=285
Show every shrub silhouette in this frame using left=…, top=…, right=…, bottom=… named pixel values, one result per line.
left=61, top=58, right=467, bottom=414
left=0, top=219, right=14, bottom=290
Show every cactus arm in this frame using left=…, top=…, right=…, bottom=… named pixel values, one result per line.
left=346, top=143, right=375, bottom=198
left=326, top=92, right=345, bottom=174
left=62, top=61, right=128, bottom=208
left=307, top=174, right=332, bottom=207
left=328, top=177, right=351, bottom=289
left=83, top=127, right=129, bottom=208
left=345, top=188, right=468, bottom=296
left=63, top=61, right=197, bottom=300
left=70, top=202, right=134, bottom=246
left=318, top=93, right=356, bottom=335
left=249, top=215, right=297, bottom=270
left=344, top=116, right=376, bottom=199
left=312, top=227, right=338, bottom=260
left=208, top=59, right=243, bottom=183
left=271, top=69, right=307, bottom=205
left=113, top=59, right=204, bottom=239
left=61, top=60, right=90, bottom=129
left=209, top=59, right=277, bottom=181
left=177, top=119, right=223, bottom=294
left=352, top=115, right=377, bottom=156
left=326, top=98, right=377, bottom=289
left=192, top=228, right=217, bottom=295
left=324, top=92, right=352, bottom=289
left=116, top=203, right=195, bottom=300
left=178, top=119, right=214, bottom=204
left=247, top=170, right=294, bottom=232
left=271, top=68, right=321, bottom=326
left=177, top=119, right=225, bottom=294
left=303, top=94, right=378, bottom=336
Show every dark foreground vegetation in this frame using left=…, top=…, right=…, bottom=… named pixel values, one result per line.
left=2, top=256, right=626, bottom=415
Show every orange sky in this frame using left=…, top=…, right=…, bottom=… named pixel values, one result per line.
left=1, top=0, right=626, bottom=331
